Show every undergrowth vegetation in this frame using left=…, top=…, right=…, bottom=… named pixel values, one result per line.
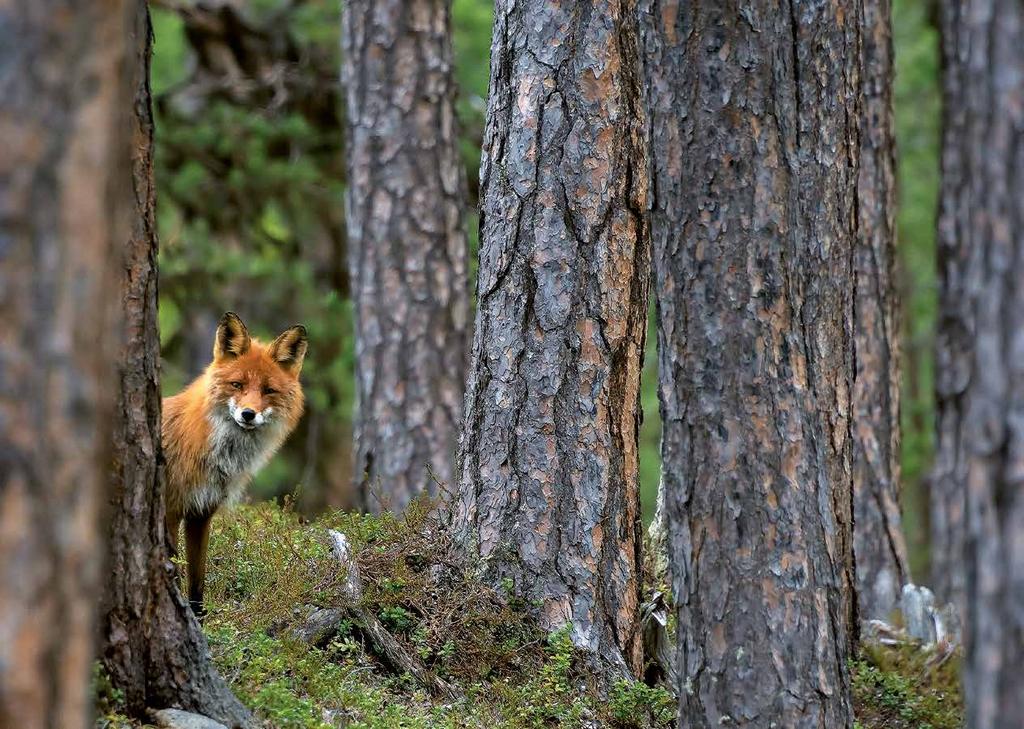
left=98, top=500, right=673, bottom=728
left=852, top=641, right=962, bottom=729
left=95, top=499, right=961, bottom=728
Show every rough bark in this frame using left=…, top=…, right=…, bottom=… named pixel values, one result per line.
left=641, top=1, right=859, bottom=726
left=454, top=0, right=650, bottom=676
left=0, top=2, right=127, bottom=726
left=853, top=0, right=911, bottom=620
left=938, top=1, right=1024, bottom=725
left=342, top=0, right=470, bottom=513
left=98, top=4, right=251, bottom=726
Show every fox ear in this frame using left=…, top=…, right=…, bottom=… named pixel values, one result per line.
left=269, top=325, right=308, bottom=375
left=213, top=312, right=251, bottom=360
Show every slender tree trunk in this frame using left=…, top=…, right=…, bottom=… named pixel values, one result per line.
left=454, top=0, right=650, bottom=676
left=853, top=0, right=911, bottom=620
left=0, top=2, right=127, bottom=726
left=98, top=4, right=251, bottom=726
left=930, top=0, right=970, bottom=612
left=939, top=1, right=1024, bottom=725
left=342, top=0, right=470, bottom=514
left=642, top=1, right=859, bottom=725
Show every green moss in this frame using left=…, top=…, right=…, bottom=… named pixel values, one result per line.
left=852, top=642, right=963, bottom=729
left=159, top=501, right=676, bottom=728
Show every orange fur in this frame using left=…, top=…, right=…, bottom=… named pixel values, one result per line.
left=162, top=312, right=306, bottom=613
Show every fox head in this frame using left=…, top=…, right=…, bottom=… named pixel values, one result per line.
left=207, top=312, right=307, bottom=431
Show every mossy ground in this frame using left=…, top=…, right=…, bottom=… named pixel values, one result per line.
left=96, top=500, right=673, bottom=728
left=852, top=640, right=962, bottom=729
left=95, top=500, right=962, bottom=728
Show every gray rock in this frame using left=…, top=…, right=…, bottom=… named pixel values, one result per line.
left=290, top=606, right=347, bottom=646
left=321, top=708, right=350, bottom=727
left=934, top=601, right=962, bottom=646
left=148, top=708, right=228, bottom=729
left=901, top=583, right=937, bottom=644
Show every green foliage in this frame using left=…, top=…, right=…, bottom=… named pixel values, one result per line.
left=852, top=642, right=962, bottom=729
left=150, top=9, right=188, bottom=93
left=893, top=0, right=942, bottom=580
left=92, top=663, right=132, bottom=729
left=490, top=627, right=587, bottom=727
left=609, top=680, right=675, bottom=728
left=202, top=501, right=352, bottom=628
left=452, top=0, right=493, bottom=190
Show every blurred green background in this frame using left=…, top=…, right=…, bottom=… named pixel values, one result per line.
left=151, top=0, right=940, bottom=577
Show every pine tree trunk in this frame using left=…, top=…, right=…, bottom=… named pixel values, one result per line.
left=454, top=0, right=650, bottom=676
left=939, top=1, right=1024, bottom=724
left=0, top=2, right=127, bottom=726
left=642, top=1, right=859, bottom=725
left=342, top=0, right=470, bottom=513
left=930, top=0, right=970, bottom=613
left=98, top=3, right=251, bottom=726
left=853, top=0, right=910, bottom=620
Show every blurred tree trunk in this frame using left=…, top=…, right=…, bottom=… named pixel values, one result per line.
left=0, top=2, right=127, bottom=726
left=342, top=0, right=470, bottom=513
left=930, top=0, right=969, bottom=612
left=853, top=0, right=910, bottom=620
left=97, top=3, right=251, bottom=726
left=939, top=1, right=1024, bottom=725
left=454, top=0, right=650, bottom=676
left=642, top=1, right=858, bottom=725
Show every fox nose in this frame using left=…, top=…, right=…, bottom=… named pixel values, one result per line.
left=241, top=408, right=256, bottom=422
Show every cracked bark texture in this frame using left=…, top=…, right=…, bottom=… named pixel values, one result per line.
left=98, top=4, right=252, bottom=726
left=0, top=1, right=126, bottom=726
left=642, top=1, right=859, bottom=725
left=853, top=0, right=910, bottom=621
left=938, top=1, right=1024, bottom=725
left=343, top=0, right=470, bottom=514
left=454, top=0, right=650, bottom=676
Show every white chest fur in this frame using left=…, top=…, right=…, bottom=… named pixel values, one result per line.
left=186, top=414, right=283, bottom=516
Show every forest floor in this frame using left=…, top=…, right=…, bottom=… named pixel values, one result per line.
left=94, top=501, right=962, bottom=729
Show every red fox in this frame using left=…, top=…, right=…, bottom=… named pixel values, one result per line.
left=162, top=312, right=307, bottom=614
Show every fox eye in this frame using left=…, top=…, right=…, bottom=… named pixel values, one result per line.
left=262, top=386, right=278, bottom=396
left=229, top=381, right=243, bottom=390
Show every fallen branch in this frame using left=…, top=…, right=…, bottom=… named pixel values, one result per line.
left=289, top=530, right=459, bottom=699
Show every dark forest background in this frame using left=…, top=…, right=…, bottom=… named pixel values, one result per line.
left=150, top=0, right=939, bottom=574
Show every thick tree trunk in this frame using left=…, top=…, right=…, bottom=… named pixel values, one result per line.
left=0, top=2, right=127, bottom=726
left=939, top=1, right=1024, bottom=725
left=642, top=1, right=859, bottom=725
left=342, top=0, right=470, bottom=514
left=98, top=4, right=251, bottom=726
left=454, top=0, right=650, bottom=676
left=853, top=0, right=910, bottom=620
